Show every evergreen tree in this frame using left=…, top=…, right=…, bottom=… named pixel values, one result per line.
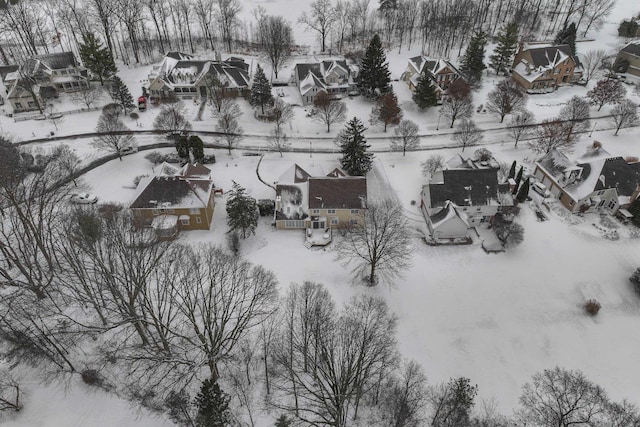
left=274, top=414, right=292, bottom=427
left=461, top=31, right=488, bottom=85
left=507, top=160, right=517, bottom=180
left=554, top=22, right=577, bottom=54
left=359, top=34, right=391, bottom=97
left=412, top=70, right=438, bottom=109
left=189, top=135, right=205, bottom=161
left=338, top=117, right=374, bottom=176
left=516, top=177, right=530, bottom=203
left=79, top=32, right=117, bottom=86
left=226, top=181, right=259, bottom=238
left=512, top=166, right=523, bottom=194
left=489, top=22, right=519, bottom=75
left=194, top=379, right=231, bottom=427
left=108, top=75, right=135, bottom=114
left=250, top=64, right=273, bottom=114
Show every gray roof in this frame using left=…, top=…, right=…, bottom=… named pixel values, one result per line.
left=621, top=42, right=640, bottom=58
left=526, top=44, right=580, bottom=68
left=34, top=52, right=77, bottom=70
left=429, top=169, right=509, bottom=207
left=295, top=63, right=323, bottom=82
left=577, top=157, right=640, bottom=196
left=0, top=65, right=18, bottom=81
left=166, top=51, right=193, bottom=60
left=308, top=177, right=367, bottom=209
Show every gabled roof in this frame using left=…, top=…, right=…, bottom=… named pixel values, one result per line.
left=299, top=71, right=326, bottom=95
left=278, top=164, right=313, bottom=184
left=130, top=176, right=213, bottom=209
left=430, top=200, right=469, bottom=228
left=166, top=51, right=194, bottom=61
left=180, top=163, right=211, bottom=179
left=295, top=63, right=323, bottom=81
left=0, top=65, right=18, bottom=82
left=525, top=44, right=575, bottom=68
left=308, top=177, right=367, bottom=209
left=166, top=60, right=208, bottom=84
left=427, top=162, right=508, bottom=208
left=326, top=167, right=347, bottom=178
left=322, top=60, right=349, bottom=75
left=620, top=41, right=640, bottom=58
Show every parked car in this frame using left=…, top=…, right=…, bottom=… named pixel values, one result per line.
left=69, top=192, right=98, bottom=204
left=532, top=182, right=551, bottom=198
left=119, top=145, right=138, bottom=155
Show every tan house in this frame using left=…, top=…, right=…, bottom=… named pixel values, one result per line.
left=511, top=44, right=583, bottom=93
left=274, top=164, right=367, bottom=246
left=533, top=147, right=640, bottom=214
left=147, top=53, right=250, bottom=103
left=5, top=52, right=89, bottom=113
left=403, top=56, right=465, bottom=102
left=130, top=163, right=215, bottom=238
left=292, top=59, right=354, bottom=105
left=615, top=41, right=640, bottom=77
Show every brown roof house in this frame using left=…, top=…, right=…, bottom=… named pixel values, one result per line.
left=274, top=164, right=367, bottom=247
left=403, top=56, right=465, bottom=102
left=420, top=154, right=513, bottom=239
left=615, top=41, right=640, bottom=77
left=511, top=44, right=583, bottom=93
left=533, top=146, right=640, bottom=214
left=130, top=163, right=215, bottom=239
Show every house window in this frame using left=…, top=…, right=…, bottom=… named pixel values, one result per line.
left=64, top=83, right=72, bottom=89
left=196, top=217, right=202, bottom=224
left=15, top=102, right=22, bottom=109
left=598, top=200, right=606, bottom=207
left=190, top=208, right=200, bottom=214
left=190, top=88, right=197, bottom=92
left=311, top=209, right=320, bottom=214
left=152, top=209, right=159, bottom=215
left=350, top=209, right=359, bottom=214
left=60, top=70, right=67, bottom=75
left=27, top=101, right=35, bottom=108
left=566, top=68, right=571, bottom=73
left=56, top=84, right=64, bottom=89
left=554, top=68, right=560, bottom=75
left=181, top=218, right=190, bottom=225
left=331, top=217, right=339, bottom=225
left=284, top=220, right=305, bottom=228
left=327, top=209, right=336, bottom=214
left=476, top=208, right=481, bottom=212
left=608, top=200, right=617, bottom=210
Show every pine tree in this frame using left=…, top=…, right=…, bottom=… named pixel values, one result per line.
left=194, top=379, right=231, bottom=427
left=108, top=75, right=135, bottom=113
left=412, top=70, right=438, bottom=109
left=512, top=166, right=523, bottom=194
left=226, top=181, right=259, bottom=238
left=507, top=161, right=517, bottom=180
left=359, top=34, right=391, bottom=97
left=554, top=22, right=577, bottom=54
left=516, top=177, right=530, bottom=203
left=338, top=117, right=374, bottom=176
left=79, top=32, right=117, bottom=86
left=250, top=64, right=273, bottom=114
left=274, top=414, right=292, bottom=427
left=489, top=22, right=519, bottom=75
left=461, top=31, right=488, bottom=85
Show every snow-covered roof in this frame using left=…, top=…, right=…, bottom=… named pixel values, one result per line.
left=299, top=71, right=326, bottom=95
left=130, top=176, right=213, bottom=209
left=429, top=201, right=469, bottom=228
left=512, top=44, right=581, bottom=83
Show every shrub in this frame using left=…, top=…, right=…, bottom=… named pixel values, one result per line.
left=584, top=299, right=601, bottom=316
left=630, top=268, right=640, bottom=295
left=133, top=174, right=149, bottom=186
left=81, top=369, right=104, bottom=387
left=257, top=199, right=275, bottom=217
left=144, top=151, right=165, bottom=165
left=201, top=154, right=216, bottom=164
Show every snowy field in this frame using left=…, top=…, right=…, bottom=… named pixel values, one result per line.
left=2, top=0, right=640, bottom=425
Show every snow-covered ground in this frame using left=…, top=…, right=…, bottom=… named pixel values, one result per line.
left=3, top=0, right=640, bottom=425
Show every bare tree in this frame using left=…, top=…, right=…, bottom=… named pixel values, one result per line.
left=0, top=369, right=23, bottom=413
left=14, top=70, right=43, bottom=114
left=379, top=360, right=428, bottom=427
left=391, top=119, right=420, bottom=156
left=153, top=101, right=193, bottom=134
left=453, top=119, right=483, bottom=152
left=312, top=91, right=347, bottom=132
left=441, top=79, right=474, bottom=128
left=492, top=214, right=524, bottom=248
left=215, top=100, right=243, bottom=154
left=70, top=85, right=103, bottom=109
left=369, top=92, right=402, bottom=132
left=203, top=73, right=231, bottom=114
left=528, top=118, right=575, bottom=154
left=50, top=144, right=81, bottom=186
left=508, top=109, right=535, bottom=148
left=298, top=0, right=338, bottom=53
left=580, top=0, right=615, bottom=36
left=486, top=79, right=527, bottom=123
left=517, top=367, right=608, bottom=427
left=581, top=49, right=606, bottom=84
left=587, top=78, right=627, bottom=111
left=558, top=95, right=591, bottom=145
left=271, top=98, right=294, bottom=133
left=216, top=0, right=241, bottom=52
left=421, top=154, right=444, bottom=178
left=255, top=10, right=293, bottom=80
left=336, top=199, right=413, bottom=286
left=267, top=127, right=290, bottom=157
left=610, top=99, right=640, bottom=136
left=428, top=377, right=478, bottom=427
left=604, top=399, right=640, bottom=427
left=92, top=111, right=135, bottom=161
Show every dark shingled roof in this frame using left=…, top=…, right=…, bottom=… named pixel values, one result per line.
left=130, top=176, right=211, bottom=209
left=166, top=51, right=193, bottom=60
left=181, top=163, right=211, bottom=178
left=167, top=60, right=208, bottom=84
left=621, top=42, right=640, bottom=58
left=578, top=157, right=640, bottom=196
left=429, top=169, right=508, bottom=207
left=295, top=63, right=323, bottom=82
left=0, top=65, right=18, bottom=81
left=308, top=177, right=367, bottom=209
left=34, top=52, right=77, bottom=70
left=526, top=44, right=579, bottom=68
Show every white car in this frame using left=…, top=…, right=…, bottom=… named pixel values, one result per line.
left=532, top=182, right=551, bottom=198
left=69, top=192, right=98, bottom=204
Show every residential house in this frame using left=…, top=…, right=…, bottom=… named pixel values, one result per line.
left=427, top=200, right=471, bottom=241
left=274, top=164, right=367, bottom=246
left=533, top=147, right=640, bottom=213
left=130, top=163, right=215, bottom=238
left=147, top=53, right=250, bottom=103
left=511, top=44, right=583, bottom=93
left=0, top=65, right=18, bottom=105
left=615, top=41, right=640, bottom=77
left=4, top=51, right=88, bottom=113
left=403, top=56, right=465, bottom=102
left=292, top=59, right=354, bottom=105
left=420, top=154, right=512, bottom=229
